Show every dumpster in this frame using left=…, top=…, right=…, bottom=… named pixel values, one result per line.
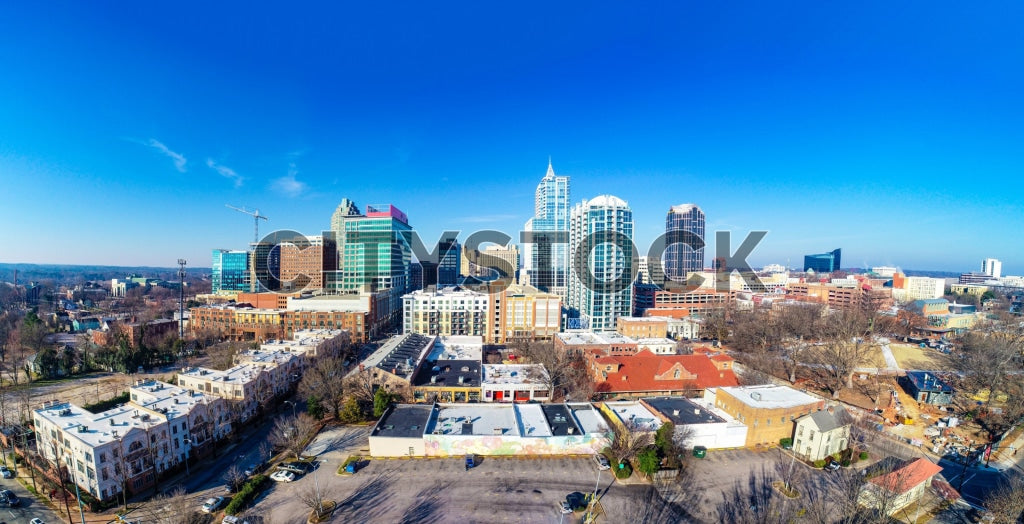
left=693, top=446, right=707, bottom=459
left=465, top=454, right=476, bottom=470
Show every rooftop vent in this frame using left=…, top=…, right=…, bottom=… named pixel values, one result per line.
left=751, top=392, right=763, bottom=401
left=673, top=410, right=680, bottom=416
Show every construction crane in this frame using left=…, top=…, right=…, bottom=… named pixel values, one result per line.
left=226, top=204, right=269, bottom=243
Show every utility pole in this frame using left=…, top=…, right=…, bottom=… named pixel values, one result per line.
left=178, top=259, right=187, bottom=339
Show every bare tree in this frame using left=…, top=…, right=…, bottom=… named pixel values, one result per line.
left=982, top=474, right=1024, bottom=524
left=299, top=355, right=348, bottom=420
left=713, top=465, right=800, bottom=524
left=809, top=310, right=875, bottom=398
left=944, top=329, right=1024, bottom=438
left=512, top=339, right=593, bottom=401
left=607, top=421, right=654, bottom=467
left=268, top=413, right=318, bottom=460
left=151, top=486, right=201, bottom=524
left=223, top=464, right=246, bottom=491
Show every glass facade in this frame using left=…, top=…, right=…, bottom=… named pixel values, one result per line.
left=523, top=161, right=570, bottom=297
left=211, top=249, right=250, bottom=293
left=803, top=249, right=841, bottom=273
left=664, top=204, right=706, bottom=282
left=567, top=195, right=633, bottom=331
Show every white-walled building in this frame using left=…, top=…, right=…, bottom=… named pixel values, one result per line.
left=793, top=405, right=850, bottom=461
left=642, top=396, right=747, bottom=449
left=33, top=380, right=227, bottom=502
left=402, top=286, right=489, bottom=336
left=481, top=364, right=551, bottom=402
left=892, top=275, right=946, bottom=303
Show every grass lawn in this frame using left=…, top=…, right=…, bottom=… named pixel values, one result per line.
left=888, top=343, right=944, bottom=370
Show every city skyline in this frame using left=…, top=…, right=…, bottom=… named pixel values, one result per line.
left=2, top=3, right=1022, bottom=274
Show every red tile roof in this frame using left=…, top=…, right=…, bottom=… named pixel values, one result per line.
left=594, top=350, right=738, bottom=394
left=869, top=458, right=944, bottom=494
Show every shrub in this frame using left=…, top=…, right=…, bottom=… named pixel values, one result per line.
left=82, top=392, right=130, bottom=413
left=779, top=438, right=793, bottom=448
left=813, top=459, right=827, bottom=469
left=225, top=474, right=268, bottom=515
left=841, top=459, right=851, bottom=467
left=614, top=460, right=633, bottom=479
left=859, top=451, right=869, bottom=460
left=636, top=447, right=661, bottom=477
left=655, top=422, right=675, bottom=454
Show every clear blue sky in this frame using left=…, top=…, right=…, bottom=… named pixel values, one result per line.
left=1, top=2, right=1022, bottom=274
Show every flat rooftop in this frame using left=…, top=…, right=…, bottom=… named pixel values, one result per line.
left=541, top=405, right=584, bottom=436
left=412, top=359, right=481, bottom=388
left=481, top=364, right=549, bottom=385
left=718, top=385, right=821, bottom=409
left=429, top=404, right=520, bottom=437
left=372, top=404, right=435, bottom=439
left=517, top=404, right=552, bottom=437
left=644, top=397, right=725, bottom=425
left=427, top=336, right=483, bottom=361
left=568, top=404, right=610, bottom=435
left=603, top=401, right=662, bottom=431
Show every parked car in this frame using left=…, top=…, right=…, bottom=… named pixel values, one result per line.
left=558, top=500, right=573, bottom=514
left=222, top=517, right=250, bottom=524
left=270, top=470, right=296, bottom=482
left=201, top=496, right=226, bottom=513
left=279, top=460, right=316, bottom=474
left=0, top=466, right=12, bottom=478
left=824, top=460, right=841, bottom=472
left=243, top=463, right=261, bottom=476
left=30, top=519, right=44, bottom=524
left=593, top=454, right=610, bottom=470
left=0, top=489, right=19, bottom=507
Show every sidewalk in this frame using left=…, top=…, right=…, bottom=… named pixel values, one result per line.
left=987, top=425, right=1024, bottom=472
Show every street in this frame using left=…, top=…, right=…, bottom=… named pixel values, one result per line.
left=0, top=475, right=63, bottom=524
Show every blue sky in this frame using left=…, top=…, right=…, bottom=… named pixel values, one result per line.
left=1, top=2, right=1022, bottom=274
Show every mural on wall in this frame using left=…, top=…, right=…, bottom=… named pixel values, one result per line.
left=423, top=435, right=610, bottom=456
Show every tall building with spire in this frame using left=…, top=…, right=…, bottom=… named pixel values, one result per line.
left=567, top=195, right=633, bottom=331
left=664, top=204, right=706, bottom=283
left=522, top=160, right=570, bottom=298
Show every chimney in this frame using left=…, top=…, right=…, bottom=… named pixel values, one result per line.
left=673, top=410, right=680, bottom=416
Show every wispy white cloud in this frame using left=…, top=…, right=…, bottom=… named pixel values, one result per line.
left=206, top=158, right=243, bottom=187
left=145, top=139, right=187, bottom=172
left=271, top=163, right=308, bottom=197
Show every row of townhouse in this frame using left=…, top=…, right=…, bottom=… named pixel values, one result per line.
left=33, top=380, right=229, bottom=501
left=31, top=329, right=347, bottom=502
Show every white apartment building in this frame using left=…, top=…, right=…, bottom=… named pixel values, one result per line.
left=177, top=364, right=275, bottom=422
left=982, top=258, right=1002, bottom=279
left=33, top=380, right=227, bottom=502
left=402, top=286, right=489, bottom=336
left=892, top=276, right=946, bottom=303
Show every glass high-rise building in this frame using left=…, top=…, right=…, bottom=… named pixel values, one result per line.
left=803, top=249, right=842, bottom=273
left=326, top=201, right=413, bottom=294
left=567, top=195, right=633, bottom=331
left=522, top=160, right=570, bottom=298
left=664, top=204, right=706, bottom=283
left=212, top=249, right=250, bottom=293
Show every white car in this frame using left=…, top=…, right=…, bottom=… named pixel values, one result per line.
left=201, top=496, right=225, bottom=513
left=30, top=519, right=45, bottom=524
left=270, top=470, right=296, bottom=482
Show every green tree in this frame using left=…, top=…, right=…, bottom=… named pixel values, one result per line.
left=636, top=446, right=661, bottom=478
left=373, top=388, right=395, bottom=418
left=307, top=395, right=325, bottom=420
left=655, top=421, right=675, bottom=455
left=338, top=396, right=366, bottom=424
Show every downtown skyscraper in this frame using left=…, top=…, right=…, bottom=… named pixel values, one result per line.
left=522, top=160, right=570, bottom=298
left=663, top=204, right=706, bottom=284
left=567, top=195, right=633, bottom=332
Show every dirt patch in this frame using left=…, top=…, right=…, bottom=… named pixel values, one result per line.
left=889, top=343, right=944, bottom=370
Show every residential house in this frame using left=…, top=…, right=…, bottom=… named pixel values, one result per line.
left=793, top=405, right=851, bottom=461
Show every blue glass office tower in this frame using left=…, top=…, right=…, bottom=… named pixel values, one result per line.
left=212, top=249, right=250, bottom=293
left=664, top=204, right=706, bottom=283
left=522, top=160, right=570, bottom=298
left=804, top=249, right=842, bottom=273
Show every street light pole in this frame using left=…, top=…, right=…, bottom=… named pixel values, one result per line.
left=284, top=400, right=297, bottom=419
